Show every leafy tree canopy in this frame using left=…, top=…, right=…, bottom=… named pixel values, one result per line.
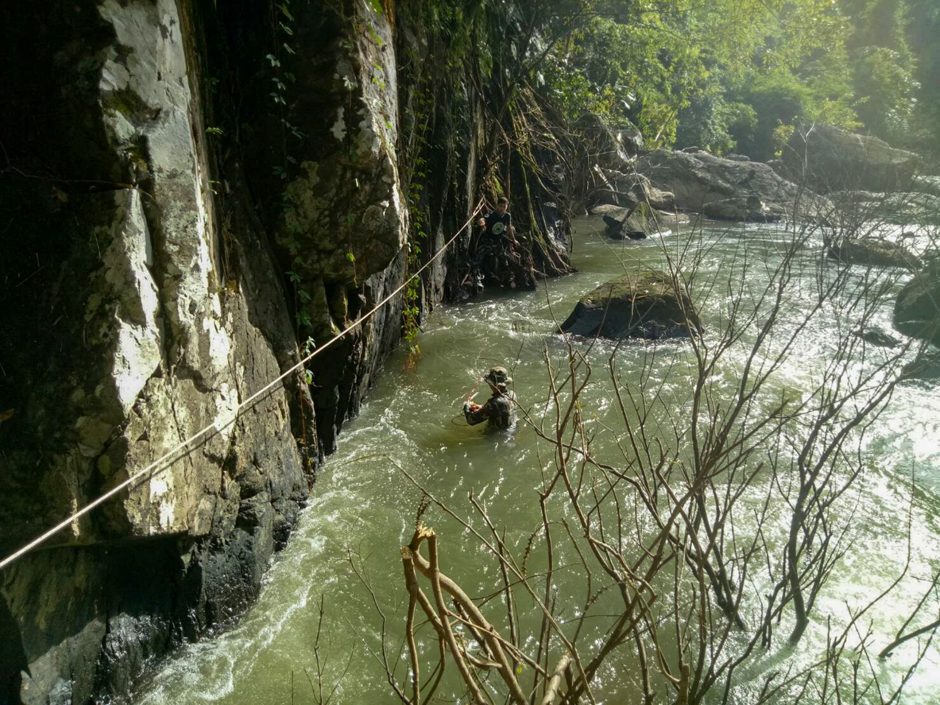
left=515, top=0, right=935, bottom=158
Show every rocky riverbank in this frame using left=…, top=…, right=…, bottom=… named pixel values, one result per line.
left=580, top=121, right=939, bottom=348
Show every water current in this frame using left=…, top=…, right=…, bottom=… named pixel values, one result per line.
left=137, top=217, right=940, bottom=704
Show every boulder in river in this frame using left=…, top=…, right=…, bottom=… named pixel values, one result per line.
left=600, top=202, right=653, bottom=240
left=894, top=267, right=940, bottom=347
left=602, top=213, right=647, bottom=239
left=636, top=149, right=831, bottom=222
left=559, top=271, right=702, bottom=340
left=826, top=237, right=921, bottom=270
left=591, top=202, right=690, bottom=233
left=590, top=167, right=676, bottom=211
left=782, top=124, right=922, bottom=194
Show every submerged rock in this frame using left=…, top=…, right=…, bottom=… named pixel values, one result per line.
left=852, top=328, right=901, bottom=348
left=826, top=237, right=921, bottom=270
left=782, top=125, right=922, bottom=194
left=559, top=271, right=702, bottom=340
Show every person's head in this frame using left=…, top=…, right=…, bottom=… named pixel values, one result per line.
left=495, top=197, right=509, bottom=215
left=485, top=366, right=512, bottom=388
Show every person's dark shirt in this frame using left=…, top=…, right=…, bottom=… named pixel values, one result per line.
left=464, top=391, right=516, bottom=430
left=482, top=211, right=512, bottom=241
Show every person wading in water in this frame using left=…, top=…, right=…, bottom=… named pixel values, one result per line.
left=463, top=366, right=516, bottom=431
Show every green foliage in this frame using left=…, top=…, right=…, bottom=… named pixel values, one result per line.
left=736, top=70, right=813, bottom=159
left=676, top=96, right=757, bottom=155
left=534, top=0, right=930, bottom=156
left=853, top=46, right=918, bottom=141
left=906, top=0, right=940, bottom=158
left=838, top=0, right=919, bottom=146
left=540, top=1, right=853, bottom=150
left=403, top=155, right=429, bottom=360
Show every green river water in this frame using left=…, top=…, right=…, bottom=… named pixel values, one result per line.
left=136, top=217, right=940, bottom=704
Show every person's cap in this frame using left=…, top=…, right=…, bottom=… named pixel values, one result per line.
left=486, top=366, right=512, bottom=386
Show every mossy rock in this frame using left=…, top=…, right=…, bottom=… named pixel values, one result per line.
left=559, top=271, right=702, bottom=340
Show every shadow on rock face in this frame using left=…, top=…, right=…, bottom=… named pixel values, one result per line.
left=0, top=596, right=26, bottom=705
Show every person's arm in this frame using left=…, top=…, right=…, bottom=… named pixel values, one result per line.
left=463, top=400, right=490, bottom=425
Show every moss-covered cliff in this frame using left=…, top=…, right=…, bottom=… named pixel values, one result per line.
left=0, top=1, right=573, bottom=703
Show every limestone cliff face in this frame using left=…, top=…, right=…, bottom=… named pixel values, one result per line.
left=0, top=1, right=573, bottom=703
left=0, top=1, right=406, bottom=703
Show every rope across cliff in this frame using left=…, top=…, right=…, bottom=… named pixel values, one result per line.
left=0, top=201, right=484, bottom=572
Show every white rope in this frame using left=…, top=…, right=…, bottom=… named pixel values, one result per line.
left=0, top=201, right=484, bottom=571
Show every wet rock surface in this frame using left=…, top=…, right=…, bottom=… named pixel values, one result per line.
left=901, top=349, right=940, bottom=382
left=911, top=175, right=940, bottom=197
left=559, top=271, right=702, bottom=340
left=852, top=328, right=902, bottom=348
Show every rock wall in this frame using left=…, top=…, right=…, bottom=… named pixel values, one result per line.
left=0, top=1, right=576, bottom=702
left=0, top=1, right=410, bottom=703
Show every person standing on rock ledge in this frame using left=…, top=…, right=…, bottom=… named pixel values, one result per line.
left=463, top=366, right=516, bottom=431
left=474, top=197, right=519, bottom=287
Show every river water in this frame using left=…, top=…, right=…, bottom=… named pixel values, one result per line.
left=137, top=217, right=940, bottom=704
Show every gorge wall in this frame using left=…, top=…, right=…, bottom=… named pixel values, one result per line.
left=0, top=2, right=571, bottom=703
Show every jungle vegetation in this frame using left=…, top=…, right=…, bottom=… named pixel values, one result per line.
left=409, top=0, right=938, bottom=161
